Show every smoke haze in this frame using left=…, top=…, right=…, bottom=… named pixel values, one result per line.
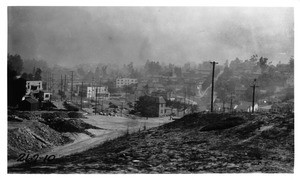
left=8, top=7, right=294, bottom=67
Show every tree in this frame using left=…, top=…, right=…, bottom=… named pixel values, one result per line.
left=58, top=90, right=66, bottom=99
left=289, top=56, right=294, bottom=73
left=8, top=54, right=23, bottom=76
left=21, top=73, right=28, bottom=80
left=104, top=80, right=117, bottom=94
left=34, top=68, right=42, bottom=80
left=224, top=59, right=229, bottom=67
left=183, top=62, right=191, bottom=72
left=135, top=95, right=159, bottom=117
left=215, top=79, right=235, bottom=104
left=144, top=60, right=162, bottom=76
left=95, top=66, right=101, bottom=79
left=8, top=54, right=27, bottom=107
left=123, top=84, right=135, bottom=94
left=258, top=57, right=268, bottom=72
left=166, top=100, right=185, bottom=110
left=215, top=66, right=235, bottom=107
left=174, top=67, right=182, bottom=77
left=28, top=73, right=34, bottom=81
left=101, top=65, right=108, bottom=78
left=84, top=71, right=94, bottom=83
left=283, top=86, right=294, bottom=101
left=250, top=54, right=258, bottom=63
left=8, top=78, right=27, bottom=107
left=77, top=67, right=86, bottom=77
left=22, top=58, right=50, bottom=75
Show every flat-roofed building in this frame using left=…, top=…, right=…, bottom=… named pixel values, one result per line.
left=116, top=78, right=138, bottom=88
left=87, top=86, right=110, bottom=99
left=26, top=81, right=43, bottom=94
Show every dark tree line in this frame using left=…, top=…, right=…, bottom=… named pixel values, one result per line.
left=8, top=54, right=26, bottom=107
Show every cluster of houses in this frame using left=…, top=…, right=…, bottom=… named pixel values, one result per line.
left=18, top=62, right=294, bottom=116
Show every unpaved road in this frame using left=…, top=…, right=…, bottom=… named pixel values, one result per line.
left=44, top=115, right=172, bottom=158
left=8, top=115, right=173, bottom=167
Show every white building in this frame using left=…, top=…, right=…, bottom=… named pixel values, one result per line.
left=26, top=81, right=43, bottom=94
left=116, top=78, right=138, bottom=88
left=87, top=86, right=110, bottom=99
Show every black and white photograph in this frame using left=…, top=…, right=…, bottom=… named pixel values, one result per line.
left=5, top=1, right=296, bottom=174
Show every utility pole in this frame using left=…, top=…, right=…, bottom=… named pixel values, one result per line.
left=60, top=74, right=63, bottom=101
left=51, top=73, right=54, bottom=95
left=46, top=72, right=49, bottom=91
left=250, top=79, right=259, bottom=113
left=230, top=93, right=233, bottom=113
left=64, top=74, right=67, bottom=92
left=95, top=86, right=98, bottom=115
left=92, top=76, right=94, bottom=103
left=71, top=71, right=74, bottom=101
left=49, top=73, right=52, bottom=92
left=210, top=61, right=218, bottom=112
left=81, top=81, right=83, bottom=110
left=121, top=101, right=124, bottom=117
left=184, top=86, right=187, bottom=115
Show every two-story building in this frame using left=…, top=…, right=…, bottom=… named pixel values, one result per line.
left=116, top=78, right=138, bottom=88
left=26, top=81, right=43, bottom=95
left=87, top=86, right=110, bottom=99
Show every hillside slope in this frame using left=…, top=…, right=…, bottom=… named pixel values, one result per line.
left=8, top=112, right=294, bottom=173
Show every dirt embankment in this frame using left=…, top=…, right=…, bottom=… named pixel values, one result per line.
left=8, top=112, right=293, bottom=173
left=8, top=111, right=101, bottom=161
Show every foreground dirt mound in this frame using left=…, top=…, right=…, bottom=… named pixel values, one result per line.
left=8, top=110, right=42, bottom=121
left=8, top=112, right=294, bottom=173
left=41, top=118, right=101, bottom=137
left=8, top=121, right=72, bottom=160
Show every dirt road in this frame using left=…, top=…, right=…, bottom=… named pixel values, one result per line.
left=39, top=115, right=172, bottom=158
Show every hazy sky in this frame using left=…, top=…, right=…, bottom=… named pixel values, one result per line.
left=8, top=7, right=294, bottom=67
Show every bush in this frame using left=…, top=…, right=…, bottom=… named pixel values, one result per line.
left=41, top=118, right=100, bottom=133
left=41, top=112, right=69, bottom=120
left=109, top=102, right=118, bottom=108
left=63, top=101, right=79, bottom=111
left=68, top=112, right=86, bottom=118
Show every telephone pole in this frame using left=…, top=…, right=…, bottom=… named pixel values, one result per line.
left=184, top=86, right=187, bottom=115
left=60, top=74, right=63, bottom=101
left=81, top=81, right=83, bottom=110
left=51, top=73, right=54, bottom=95
left=250, top=79, right=259, bottom=113
left=64, top=74, right=67, bottom=92
left=230, top=93, right=233, bottom=113
left=95, top=86, right=98, bottom=115
left=70, top=71, right=74, bottom=101
left=210, top=61, right=218, bottom=112
left=92, top=76, right=94, bottom=103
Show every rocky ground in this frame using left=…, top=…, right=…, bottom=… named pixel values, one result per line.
left=8, top=112, right=294, bottom=173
